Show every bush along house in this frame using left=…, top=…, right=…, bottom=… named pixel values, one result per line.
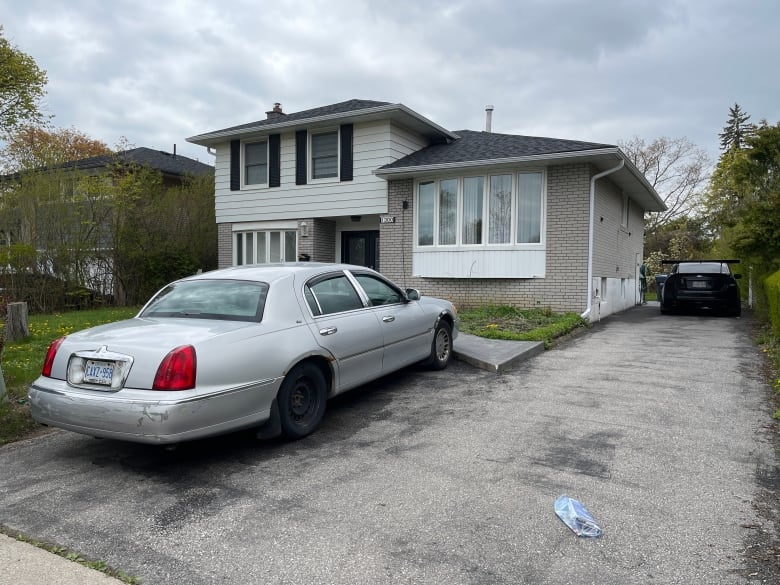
left=187, top=99, right=665, bottom=321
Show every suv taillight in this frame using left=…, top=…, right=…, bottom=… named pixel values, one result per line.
left=152, top=345, right=196, bottom=390
left=41, top=337, right=66, bottom=377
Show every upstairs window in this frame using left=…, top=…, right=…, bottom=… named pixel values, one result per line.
left=311, top=130, right=339, bottom=179
left=244, top=141, right=268, bottom=186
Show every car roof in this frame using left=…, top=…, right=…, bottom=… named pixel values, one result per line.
left=182, top=262, right=373, bottom=284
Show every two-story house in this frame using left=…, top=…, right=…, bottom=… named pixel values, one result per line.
left=187, top=99, right=665, bottom=320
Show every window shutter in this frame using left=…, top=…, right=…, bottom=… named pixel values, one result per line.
left=340, top=123, right=353, bottom=182
left=269, top=133, right=281, bottom=188
left=230, top=139, right=240, bottom=191
left=295, top=130, right=307, bottom=185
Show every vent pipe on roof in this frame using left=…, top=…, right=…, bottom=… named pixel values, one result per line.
left=173, top=144, right=176, bottom=158
left=485, top=105, right=494, bottom=133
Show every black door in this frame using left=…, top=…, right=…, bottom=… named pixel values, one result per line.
left=341, top=230, right=379, bottom=270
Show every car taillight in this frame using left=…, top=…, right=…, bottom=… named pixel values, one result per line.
left=153, top=345, right=196, bottom=391
left=41, top=337, right=66, bottom=377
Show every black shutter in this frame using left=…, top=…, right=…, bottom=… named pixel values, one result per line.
left=340, top=123, right=353, bottom=182
left=230, top=139, right=240, bottom=191
left=295, top=130, right=307, bottom=185
left=269, top=133, right=281, bottom=188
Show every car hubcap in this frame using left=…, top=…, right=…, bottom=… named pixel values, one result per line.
left=290, top=379, right=316, bottom=423
left=435, top=329, right=450, bottom=361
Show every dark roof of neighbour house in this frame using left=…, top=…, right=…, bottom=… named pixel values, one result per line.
left=379, top=130, right=616, bottom=170
left=66, top=147, right=213, bottom=177
left=0, top=147, right=213, bottom=182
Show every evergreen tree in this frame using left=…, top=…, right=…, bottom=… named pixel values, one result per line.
left=719, top=103, right=755, bottom=151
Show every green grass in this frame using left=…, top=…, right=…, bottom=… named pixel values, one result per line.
left=1, top=527, right=140, bottom=584
left=0, top=306, right=139, bottom=446
left=457, top=305, right=587, bottom=348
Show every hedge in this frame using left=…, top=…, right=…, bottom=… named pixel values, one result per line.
left=766, top=270, right=780, bottom=336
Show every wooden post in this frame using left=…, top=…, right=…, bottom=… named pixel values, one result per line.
left=6, top=301, right=30, bottom=341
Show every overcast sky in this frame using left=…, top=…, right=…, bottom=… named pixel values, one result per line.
left=2, top=0, right=778, bottom=166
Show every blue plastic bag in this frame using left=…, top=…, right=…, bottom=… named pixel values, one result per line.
left=554, top=495, right=602, bottom=537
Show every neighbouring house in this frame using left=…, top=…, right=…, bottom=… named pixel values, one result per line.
left=187, top=99, right=665, bottom=320
left=0, top=147, right=215, bottom=309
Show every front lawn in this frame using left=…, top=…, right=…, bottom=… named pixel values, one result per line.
left=0, top=306, right=139, bottom=446
left=457, top=305, right=587, bottom=347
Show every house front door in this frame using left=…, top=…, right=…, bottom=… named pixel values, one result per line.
left=341, top=230, right=379, bottom=270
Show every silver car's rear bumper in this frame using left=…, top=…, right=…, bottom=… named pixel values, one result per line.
left=28, top=377, right=282, bottom=444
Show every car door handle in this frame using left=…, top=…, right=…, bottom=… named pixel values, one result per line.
left=382, top=315, right=395, bottom=323
left=319, top=327, right=338, bottom=336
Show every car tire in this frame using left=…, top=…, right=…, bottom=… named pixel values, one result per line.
left=424, top=320, right=453, bottom=370
left=277, top=362, right=327, bottom=439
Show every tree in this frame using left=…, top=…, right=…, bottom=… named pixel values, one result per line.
left=0, top=27, right=48, bottom=134
left=718, top=103, right=755, bottom=151
left=618, top=136, right=710, bottom=250
left=706, top=121, right=780, bottom=274
left=0, top=125, right=112, bottom=173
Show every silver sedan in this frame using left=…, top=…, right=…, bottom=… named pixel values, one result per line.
left=28, top=263, right=458, bottom=444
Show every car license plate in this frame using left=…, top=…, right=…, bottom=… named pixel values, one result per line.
left=84, top=360, right=115, bottom=385
left=691, top=281, right=707, bottom=289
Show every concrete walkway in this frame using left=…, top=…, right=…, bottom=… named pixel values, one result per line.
left=453, top=332, right=544, bottom=372
left=0, top=533, right=123, bottom=585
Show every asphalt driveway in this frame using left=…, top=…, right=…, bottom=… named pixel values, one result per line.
left=0, top=303, right=776, bottom=584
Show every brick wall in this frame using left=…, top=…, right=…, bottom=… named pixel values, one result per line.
left=218, top=223, right=232, bottom=268
left=380, top=164, right=605, bottom=313
left=298, top=218, right=336, bottom=262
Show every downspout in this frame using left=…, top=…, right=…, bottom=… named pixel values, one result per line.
left=581, top=158, right=625, bottom=320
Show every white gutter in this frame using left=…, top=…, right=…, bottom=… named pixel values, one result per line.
left=581, top=158, right=625, bottom=320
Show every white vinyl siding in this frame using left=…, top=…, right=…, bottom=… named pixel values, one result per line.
left=214, top=120, right=423, bottom=224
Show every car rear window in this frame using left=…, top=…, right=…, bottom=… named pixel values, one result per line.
left=677, top=263, right=730, bottom=274
left=140, top=279, right=269, bottom=322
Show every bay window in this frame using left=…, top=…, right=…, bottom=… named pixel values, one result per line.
left=416, top=171, right=544, bottom=248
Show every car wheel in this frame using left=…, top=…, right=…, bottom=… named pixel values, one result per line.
left=277, top=362, right=327, bottom=439
left=425, top=320, right=453, bottom=370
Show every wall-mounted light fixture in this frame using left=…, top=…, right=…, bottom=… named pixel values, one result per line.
left=300, top=221, right=308, bottom=237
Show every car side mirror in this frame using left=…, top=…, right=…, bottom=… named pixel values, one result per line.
left=405, top=288, right=420, bottom=301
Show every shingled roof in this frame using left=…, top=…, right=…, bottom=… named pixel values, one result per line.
left=67, top=147, right=213, bottom=177
left=209, top=99, right=392, bottom=135
left=187, top=99, right=455, bottom=145
left=379, top=130, right=616, bottom=170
